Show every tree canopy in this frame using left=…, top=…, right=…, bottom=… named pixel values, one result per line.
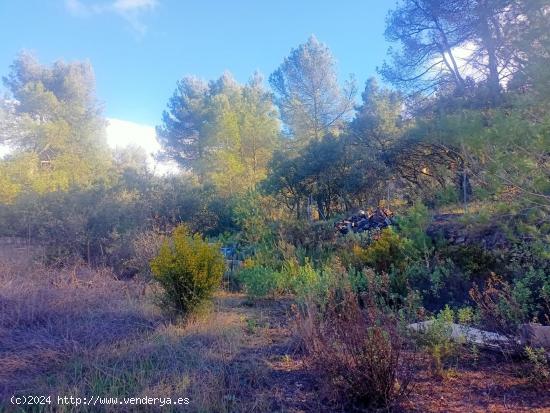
left=269, top=36, right=356, bottom=145
left=0, top=53, right=112, bottom=203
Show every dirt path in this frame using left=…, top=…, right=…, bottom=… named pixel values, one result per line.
left=211, top=293, right=320, bottom=412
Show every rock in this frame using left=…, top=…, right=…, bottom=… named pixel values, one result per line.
left=408, top=320, right=513, bottom=351
left=519, top=323, right=550, bottom=350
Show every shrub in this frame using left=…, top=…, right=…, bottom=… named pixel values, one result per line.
left=238, top=258, right=321, bottom=299
left=295, top=269, right=413, bottom=411
left=233, top=190, right=274, bottom=248
left=344, top=229, right=408, bottom=273
left=524, top=346, right=550, bottom=386
left=457, top=306, right=475, bottom=325
left=274, top=218, right=336, bottom=260
left=470, top=273, right=528, bottom=337
left=433, top=186, right=460, bottom=207
left=404, top=258, right=474, bottom=312
left=349, top=266, right=406, bottom=313
left=150, top=225, right=225, bottom=316
left=512, top=268, right=550, bottom=325
left=237, top=265, right=283, bottom=298
left=125, top=229, right=167, bottom=278
left=280, top=259, right=320, bottom=294
left=415, top=306, right=459, bottom=378
left=442, top=244, right=498, bottom=278
left=397, top=202, right=433, bottom=257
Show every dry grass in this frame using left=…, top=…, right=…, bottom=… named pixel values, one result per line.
left=0, top=245, right=317, bottom=412
left=0, top=248, right=160, bottom=403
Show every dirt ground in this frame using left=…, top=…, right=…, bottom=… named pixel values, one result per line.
left=401, top=356, right=550, bottom=412
left=220, top=295, right=550, bottom=413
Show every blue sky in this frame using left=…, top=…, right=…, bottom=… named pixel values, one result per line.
left=1, top=0, right=392, bottom=124
left=1, top=1, right=393, bottom=167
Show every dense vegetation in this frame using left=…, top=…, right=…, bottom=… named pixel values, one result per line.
left=1, top=0, right=549, bottom=410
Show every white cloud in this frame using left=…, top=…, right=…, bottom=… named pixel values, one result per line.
left=1, top=118, right=177, bottom=174
left=64, top=0, right=158, bottom=36
left=0, top=145, right=11, bottom=158
left=106, top=118, right=179, bottom=175
left=106, top=118, right=159, bottom=151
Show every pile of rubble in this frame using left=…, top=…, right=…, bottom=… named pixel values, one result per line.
left=335, top=207, right=395, bottom=235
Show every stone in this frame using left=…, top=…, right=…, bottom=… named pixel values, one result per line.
left=408, top=320, right=512, bottom=351
left=519, top=323, right=550, bottom=349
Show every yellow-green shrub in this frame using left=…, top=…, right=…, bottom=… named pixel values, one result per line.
left=343, top=229, right=408, bottom=273
left=150, top=225, right=225, bottom=316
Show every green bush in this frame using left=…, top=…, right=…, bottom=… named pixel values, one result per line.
left=442, top=244, right=499, bottom=278
left=512, top=268, right=550, bottom=325
left=524, top=346, right=550, bottom=386
left=150, top=225, right=225, bottom=316
left=343, top=229, right=408, bottom=273
left=238, top=259, right=322, bottom=299
left=470, top=273, right=528, bottom=336
left=415, top=305, right=459, bottom=378
left=396, top=202, right=433, bottom=257
left=433, top=186, right=460, bottom=207
left=238, top=265, right=284, bottom=298
left=403, top=258, right=476, bottom=311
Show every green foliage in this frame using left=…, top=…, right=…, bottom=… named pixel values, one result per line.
left=233, top=191, right=274, bottom=248
left=416, top=306, right=459, bottom=378
left=280, top=259, right=322, bottom=297
left=524, top=346, right=550, bottom=386
left=155, top=76, right=210, bottom=175
left=442, top=244, right=498, bottom=278
left=0, top=172, right=238, bottom=269
left=433, top=186, right=460, bottom=207
left=348, top=267, right=401, bottom=313
left=507, top=237, right=550, bottom=276
left=1, top=10, right=549, bottom=367
left=264, top=134, right=387, bottom=219
left=457, top=306, right=475, bottom=325
left=273, top=218, right=336, bottom=262
left=150, top=225, right=225, bottom=316
left=237, top=265, right=283, bottom=298
left=380, top=0, right=548, bottom=105
left=470, top=274, right=529, bottom=335
left=294, top=263, right=412, bottom=411
left=211, top=74, right=281, bottom=195
left=397, top=202, right=433, bottom=257
left=238, top=258, right=322, bottom=299
left=347, top=229, right=408, bottom=273
left=402, top=259, right=468, bottom=311
left=157, top=73, right=280, bottom=194
left=0, top=53, right=113, bottom=202
left=352, top=77, right=405, bottom=153
left=512, top=268, right=550, bottom=325
left=460, top=108, right=550, bottom=207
